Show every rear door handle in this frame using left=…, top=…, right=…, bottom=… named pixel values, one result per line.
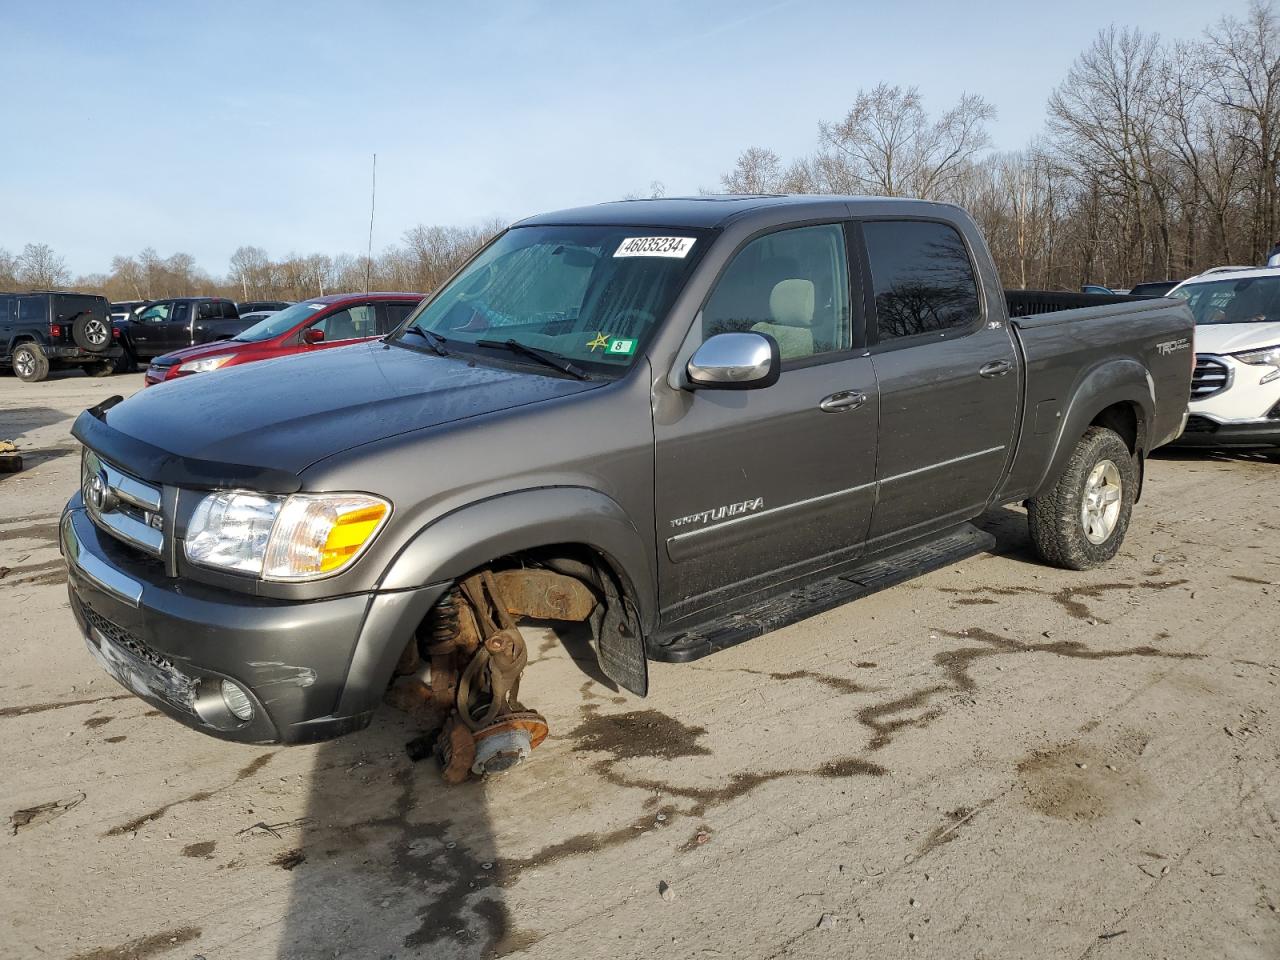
left=819, top=390, right=867, bottom=413
left=979, top=360, right=1013, bottom=378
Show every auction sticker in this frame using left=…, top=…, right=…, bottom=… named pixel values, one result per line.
left=614, top=237, right=696, bottom=258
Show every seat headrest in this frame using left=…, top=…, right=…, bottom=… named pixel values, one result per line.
left=769, top=279, right=815, bottom=328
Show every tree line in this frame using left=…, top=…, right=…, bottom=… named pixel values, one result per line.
left=3, top=4, right=1277, bottom=301
left=720, top=3, right=1280, bottom=289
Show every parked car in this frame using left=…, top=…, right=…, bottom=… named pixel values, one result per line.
left=0, top=291, right=123, bottom=381
left=1081, top=284, right=1115, bottom=294
left=63, top=196, right=1191, bottom=769
left=1169, top=267, right=1280, bottom=450
left=237, top=299, right=293, bottom=314
left=1128, top=280, right=1179, bottom=298
left=109, top=300, right=148, bottom=322
left=142, top=292, right=424, bottom=385
left=113, top=297, right=247, bottom=371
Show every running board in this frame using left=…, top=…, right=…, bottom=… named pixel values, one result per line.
left=647, top=523, right=996, bottom=663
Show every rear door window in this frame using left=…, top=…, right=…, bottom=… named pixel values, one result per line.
left=862, top=220, right=981, bottom=343
left=0, top=295, right=15, bottom=328
left=17, top=296, right=48, bottom=325
left=381, top=300, right=419, bottom=333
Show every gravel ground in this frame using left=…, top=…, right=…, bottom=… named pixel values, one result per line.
left=1, top=369, right=1278, bottom=960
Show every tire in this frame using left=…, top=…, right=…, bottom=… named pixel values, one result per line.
left=84, top=360, right=115, bottom=378
left=11, top=343, right=50, bottom=383
left=72, top=313, right=112, bottom=353
left=113, top=346, right=137, bottom=374
left=1027, top=426, right=1136, bottom=570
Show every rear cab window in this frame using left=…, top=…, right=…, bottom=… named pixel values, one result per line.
left=861, top=220, right=981, bottom=345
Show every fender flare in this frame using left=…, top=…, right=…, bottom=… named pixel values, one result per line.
left=1032, top=359, right=1154, bottom=498
left=372, top=486, right=655, bottom=694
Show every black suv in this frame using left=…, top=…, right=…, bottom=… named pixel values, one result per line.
left=114, top=297, right=249, bottom=370
left=237, top=299, right=292, bottom=313
left=0, top=291, right=121, bottom=382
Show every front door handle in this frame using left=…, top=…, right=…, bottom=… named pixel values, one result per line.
left=979, top=359, right=1013, bottom=378
left=819, top=390, right=867, bottom=413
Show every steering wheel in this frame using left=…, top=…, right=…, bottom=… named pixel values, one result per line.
left=455, top=262, right=496, bottom=303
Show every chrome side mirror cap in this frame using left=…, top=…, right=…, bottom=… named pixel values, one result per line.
left=686, top=332, right=780, bottom=390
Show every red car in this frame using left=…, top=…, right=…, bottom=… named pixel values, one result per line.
left=143, top=292, right=424, bottom=385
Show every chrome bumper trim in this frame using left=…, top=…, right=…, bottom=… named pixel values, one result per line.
left=61, top=511, right=144, bottom=607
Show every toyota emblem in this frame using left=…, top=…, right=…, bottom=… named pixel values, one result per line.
left=87, top=472, right=116, bottom=512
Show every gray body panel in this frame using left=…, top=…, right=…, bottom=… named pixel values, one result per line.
left=62, top=195, right=1193, bottom=744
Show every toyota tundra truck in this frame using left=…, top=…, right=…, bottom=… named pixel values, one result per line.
left=61, top=196, right=1194, bottom=778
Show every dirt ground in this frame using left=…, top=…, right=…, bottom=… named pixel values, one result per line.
left=1, top=368, right=1278, bottom=960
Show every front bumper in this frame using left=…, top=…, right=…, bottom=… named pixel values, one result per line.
left=143, top=363, right=175, bottom=386
left=61, top=503, right=444, bottom=744
left=1170, top=414, right=1280, bottom=447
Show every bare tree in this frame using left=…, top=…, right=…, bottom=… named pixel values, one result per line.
left=1204, top=0, right=1280, bottom=259
left=816, top=84, right=995, bottom=198
left=16, top=243, right=71, bottom=289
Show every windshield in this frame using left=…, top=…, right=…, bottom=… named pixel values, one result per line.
left=234, top=300, right=326, bottom=341
left=1172, top=275, right=1280, bottom=326
left=401, top=225, right=708, bottom=373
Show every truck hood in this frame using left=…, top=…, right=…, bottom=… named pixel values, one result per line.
left=1195, top=321, right=1280, bottom=356
left=103, top=340, right=600, bottom=476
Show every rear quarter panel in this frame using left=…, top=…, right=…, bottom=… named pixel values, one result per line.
left=997, top=298, right=1193, bottom=502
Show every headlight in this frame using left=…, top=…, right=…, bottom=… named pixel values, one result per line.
left=184, top=491, right=390, bottom=581
left=1233, top=345, right=1280, bottom=366
left=177, top=355, right=232, bottom=374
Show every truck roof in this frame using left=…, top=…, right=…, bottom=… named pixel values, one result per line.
left=515, top=194, right=962, bottom=230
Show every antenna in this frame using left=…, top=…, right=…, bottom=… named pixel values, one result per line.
left=365, top=153, right=377, bottom=294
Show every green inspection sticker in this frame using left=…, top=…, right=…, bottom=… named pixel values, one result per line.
left=606, top=338, right=637, bottom=356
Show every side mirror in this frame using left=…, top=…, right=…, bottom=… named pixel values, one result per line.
left=686, top=332, right=780, bottom=390
left=303, top=328, right=325, bottom=344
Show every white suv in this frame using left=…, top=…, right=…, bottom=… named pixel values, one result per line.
left=1170, top=267, right=1280, bottom=450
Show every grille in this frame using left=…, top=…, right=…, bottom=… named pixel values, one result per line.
left=84, top=453, right=166, bottom=558
left=80, top=603, right=178, bottom=674
left=79, top=601, right=197, bottom=715
left=1191, top=355, right=1231, bottom=399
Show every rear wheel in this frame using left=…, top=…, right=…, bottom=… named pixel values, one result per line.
left=11, top=343, right=50, bottom=383
left=1027, top=426, right=1135, bottom=570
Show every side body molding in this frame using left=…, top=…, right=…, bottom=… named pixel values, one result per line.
left=378, top=486, right=656, bottom=693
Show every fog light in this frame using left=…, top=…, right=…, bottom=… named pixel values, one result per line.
left=220, top=680, right=254, bottom=721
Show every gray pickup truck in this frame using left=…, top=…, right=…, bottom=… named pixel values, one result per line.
left=62, top=196, right=1193, bottom=778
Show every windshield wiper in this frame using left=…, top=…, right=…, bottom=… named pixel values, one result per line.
left=476, top=338, right=590, bottom=380
left=398, top=326, right=451, bottom=357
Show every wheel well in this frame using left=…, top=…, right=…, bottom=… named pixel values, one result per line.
left=1090, top=402, right=1143, bottom=455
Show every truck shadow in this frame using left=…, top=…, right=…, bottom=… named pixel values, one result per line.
left=275, top=717, right=513, bottom=960
left=276, top=622, right=609, bottom=959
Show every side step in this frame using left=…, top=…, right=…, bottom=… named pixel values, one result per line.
left=647, top=523, right=997, bottom=663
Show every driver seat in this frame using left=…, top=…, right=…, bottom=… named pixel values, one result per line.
left=752, top=278, right=815, bottom=359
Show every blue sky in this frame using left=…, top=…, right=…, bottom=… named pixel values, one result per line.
left=0, top=0, right=1243, bottom=277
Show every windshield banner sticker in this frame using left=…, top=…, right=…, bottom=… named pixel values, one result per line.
left=614, top=237, right=696, bottom=258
